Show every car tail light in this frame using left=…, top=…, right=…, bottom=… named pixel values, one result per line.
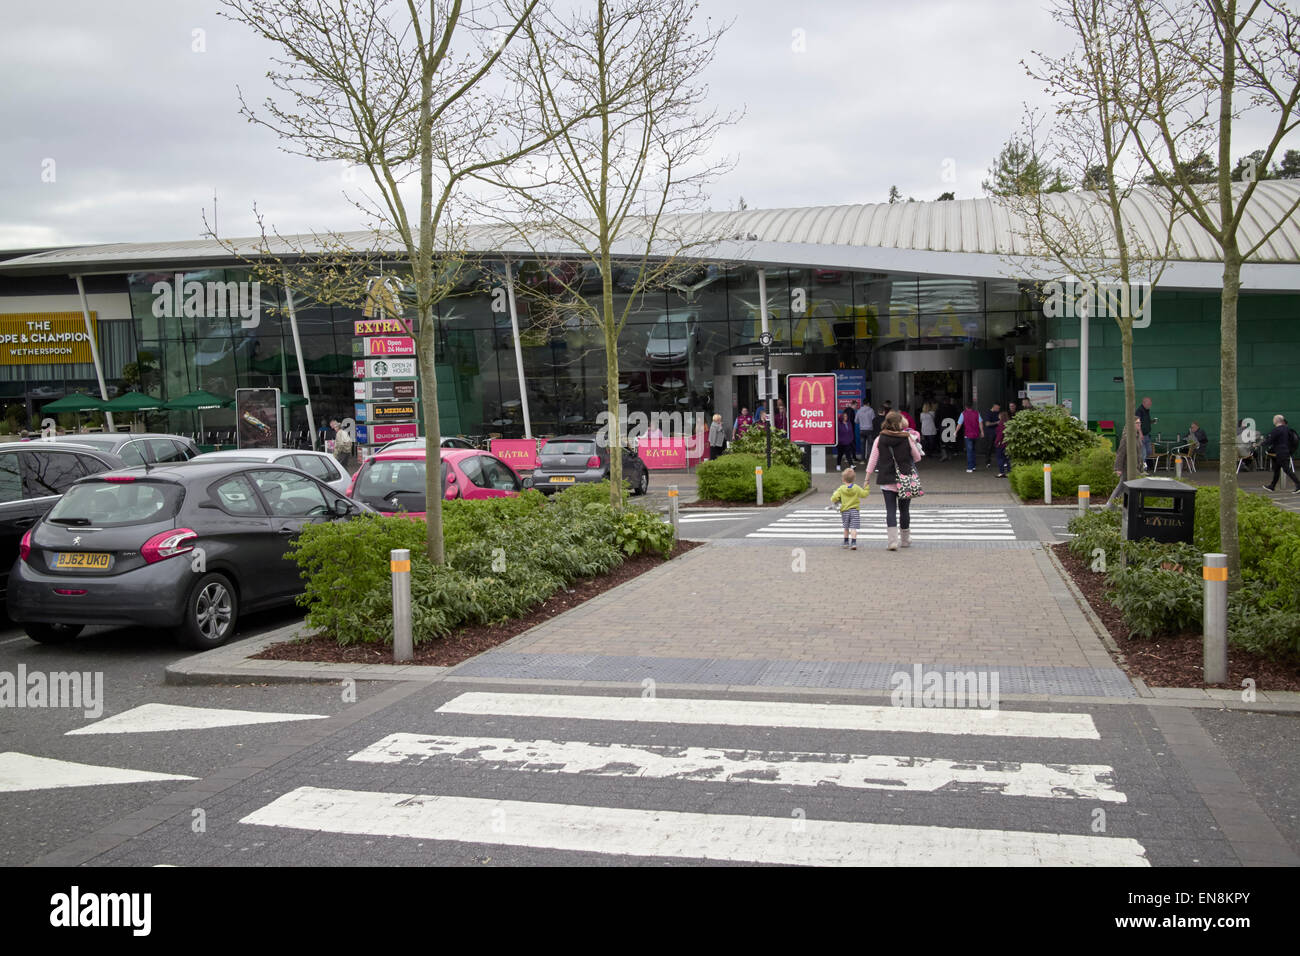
left=445, top=483, right=459, bottom=500
left=142, top=528, right=198, bottom=564
left=19, top=529, right=31, bottom=563
left=103, top=476, right=135, bottom=483
left=54, top=589, right=87, bottom=596
left=586, top=455, right=600, bottom=467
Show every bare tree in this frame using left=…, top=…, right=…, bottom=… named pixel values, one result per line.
left=1111, top=0, right=1300, bottom=582
left=477, top=0, right=736, bottom=508
left=216, top=0, right=563, bottom=564
left=1007, top=0, right=1186, bottom=485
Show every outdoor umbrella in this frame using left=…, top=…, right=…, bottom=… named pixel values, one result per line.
left=104, top=391, right=166, bottom=431
left=39, top=393, right=111, bottom=435
left=279, top=392, right=309, bottom=408
left=165, top=389, right=233, bottom=444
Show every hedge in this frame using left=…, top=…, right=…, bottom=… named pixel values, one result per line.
left=696, top=453, right=810, bottom=502
left=1009, top=439, right=1118, bottom=501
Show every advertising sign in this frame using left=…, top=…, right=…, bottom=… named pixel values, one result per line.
left=0, top=313, right=98, bottom=366
left=786, top=374, right=837, bottom=445
left=354, top=318, right=407, bottom=336
left=637, top=437, right=688, bottom=469
left=490, top=438, right=541, bottom=471
left=364, top=336, right=416, bottom=357
left=367, top=380, right=418, bottom=402
left=358, top=357, right=417, bottom=379
left=835, top=369, right=866, bottom=410
left=369, top=423, right=418, bottom=445
left=1025, top=382, right=1057, bottom=408
left=368, top=402, right=418, bottom=422
left=235, top=388, right=281, bottom=449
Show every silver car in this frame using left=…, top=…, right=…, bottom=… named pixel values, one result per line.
left=192, top=448, right=351, bottom=494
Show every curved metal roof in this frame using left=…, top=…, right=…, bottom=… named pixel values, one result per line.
left=2, top=180, right=1298, bottom=291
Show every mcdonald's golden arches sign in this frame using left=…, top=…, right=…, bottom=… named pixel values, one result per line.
left=786, top=374, right=837, bottom=445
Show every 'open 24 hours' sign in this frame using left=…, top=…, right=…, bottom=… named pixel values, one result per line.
left=786, top=374, right=837, bottom=445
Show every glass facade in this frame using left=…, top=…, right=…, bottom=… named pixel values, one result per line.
left=118, top=262, right=1046, bottom=442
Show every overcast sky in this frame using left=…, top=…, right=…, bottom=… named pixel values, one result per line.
left=1, top=0, right=1292, bottom=250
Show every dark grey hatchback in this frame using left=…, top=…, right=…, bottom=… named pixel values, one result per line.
left=7, top=460, right=369, bottom=648
left=531, top=435, right=650, bottom=496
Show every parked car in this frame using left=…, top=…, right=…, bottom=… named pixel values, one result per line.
left=375, top=436, right=475, bottom=453
left=6, top=460, right=371, bottom=648
left=193, top=448, right=351, bottom=494
left=531, top=435, right=650, bottom=496
left=346, top=447, right=530, bottom=516
left=644, top=310, right=699, bottom=365
left=0, top=444, right=127, bottom=600
left=41, top=432, right=198, bottom=467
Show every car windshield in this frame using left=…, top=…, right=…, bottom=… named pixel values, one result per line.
left=48, top=480, right=183, bottom=527
left=544, top=441, right=596, bottom=456
left=654, top=321, right=689, bottom=339
left=354, top=459, right=444, bottom=511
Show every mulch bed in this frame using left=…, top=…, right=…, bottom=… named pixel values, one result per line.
left=1051, top=542, right=1300, bottom=692
left=251, top=539, right=703, bottom=668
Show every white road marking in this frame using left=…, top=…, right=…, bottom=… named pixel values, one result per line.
left=435, top=693, right=1101, bottom=739
left=0, top=635, right=33, bottom=646
left=749, top=508, right=1017, bottom=540
left=241, top=787, right=1148, bottom=866
left=0, top=752, right=195, bottom=792
left=66, top=703, right=328, bottom=736
left=349, top=734, right=1126, bottom=801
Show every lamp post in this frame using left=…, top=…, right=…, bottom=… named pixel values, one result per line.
left=759, top=331, right=774, bottom=470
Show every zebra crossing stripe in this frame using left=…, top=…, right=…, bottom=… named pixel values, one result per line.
left=240, top=786, right=1148, bottom=866
left=348, top=734, right=1125, bottom=801
left=435, top=693, right=1101, bottom=739
left=750, top=508, right=1015, bottom=539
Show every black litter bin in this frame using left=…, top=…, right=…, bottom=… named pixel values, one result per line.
left=1120, top=476, right=1196, bottom=544
left=796, top=441, right=812, bottom=474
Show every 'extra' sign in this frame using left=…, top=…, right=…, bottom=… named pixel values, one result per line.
left=364, top=336, right=416, bottom=357
left=354, top=318, right=408, bottom=335
left=489, top=438, right=540, bottom=470
left=787, top=374, right=837, bottom=445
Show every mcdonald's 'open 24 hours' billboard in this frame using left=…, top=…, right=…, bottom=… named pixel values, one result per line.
left=787, top=374, right=838, bottom=445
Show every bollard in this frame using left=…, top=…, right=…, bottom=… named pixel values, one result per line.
left=667, top=484, right=679, bottom=536
left=1202, top=553, right=1228, bottom=684
left=391, top=548, right=412, bottom=663
left=1078, top=484, right=1089, bottom=515
left=1043, top=463, right=1052, bottom=505
left=755, top=466, right=764, bottom=506
left=1175, top=455, right=1183, bottom=479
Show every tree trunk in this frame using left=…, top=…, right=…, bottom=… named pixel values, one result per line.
left=418, top=320, right=446, bottom=565
left=1120, top=319, right=1138, bottom=480
left=602, top=249, right=622, bottom=509
left=1219, top=245, right=1242, bottom=584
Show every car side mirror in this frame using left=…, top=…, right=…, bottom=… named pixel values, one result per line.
left=522, top=476, right=533, bottom=489
left=331, top=498, right=353, bottom=517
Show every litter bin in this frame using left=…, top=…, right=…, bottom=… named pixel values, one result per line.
left=796, top=441, right=812, bottom=474
left=1120, top=476, right=1196, bottom=544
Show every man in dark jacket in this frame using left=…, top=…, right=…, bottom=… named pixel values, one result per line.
left=1106, top=417, right=1143, bottom=509
left=1262, top=414, right=1300, bottom=493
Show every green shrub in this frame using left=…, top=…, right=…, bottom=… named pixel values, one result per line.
left=552, top=479, right=627, bottom=509
left=1104, top=563, right=1202, bottom=638
left=1003, top=405, right=1100, bottom=464
left=697, top=453, right=809, bottom=501
left=1066, top=508, right=1121, bottom=563
left=1228, top=582, right=1300, bottom=662
left=726, top=427, right=803, bottom=469
left=615, top=508, right=676, bottom=558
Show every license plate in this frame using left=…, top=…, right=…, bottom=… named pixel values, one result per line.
left=53, top=552, right=112, bottom=570
left=550, top=476, right=576, bottom=483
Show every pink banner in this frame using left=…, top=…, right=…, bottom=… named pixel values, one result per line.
left=364, top=336, right=416, bottom=356
left=787, top=374, right=838, bottom=445
left=490, top=438, right=540, bottom=471
left=369, top=423, right=419, bottom=445
left=638, top=436, right=705, bottom=469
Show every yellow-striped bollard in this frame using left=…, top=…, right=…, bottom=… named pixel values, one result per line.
left=391, top=548, right=412, bottom=663
left=756, top=466, right=764, bottom=506
left=1078, top=485, right=1090, bottom=514
left=1203, top=554, right=1227, bottom=683
left=668, top=485, right=679, bottom=535
left=1043, top=463, right=1052, bottom=504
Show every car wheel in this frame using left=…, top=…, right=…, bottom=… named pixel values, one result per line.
left=24, top=622, right=84, bottom=644
left=179, top=573, right=239, bottom=650
left=634, top=468, right=649, bottom=496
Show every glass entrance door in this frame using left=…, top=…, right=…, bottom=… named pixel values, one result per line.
left=903, top=370, right=966, bottom=414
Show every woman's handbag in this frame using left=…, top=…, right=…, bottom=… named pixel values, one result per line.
left=891, top=444, right=924, bottom=499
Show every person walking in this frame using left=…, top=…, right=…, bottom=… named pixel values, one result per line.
left=856, top=400, right=876, bottom=460
left=1137, top=397, right=1155, bottom=472
left=1261, top=414, right=1300, bottom=493
left=994, top=409, right=1010, bottom=477
left=866, top=410, right=923, bottom=550
left=936, top=394, right=957, bottom=461
left=835, top=409, right=856, bottom=468
left=773, top=399, right=787, bottom=433
left=733, top=407, right=753, bottom=441
left=920, top=402, right=937, bottom=456
left=830, top=466, right=868, bottom=550
left=329, top=418, right=358, bottom=474
left=981, top=403, right=1001, bottom=468
left=1106, top=416, right=1143, bottom=509
left=850, top=401, right=864, bottom=460
left=959, top=401, right=982, bottom=473
left=708, top=413, right=727, bottom=460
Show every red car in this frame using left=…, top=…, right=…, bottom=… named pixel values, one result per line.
left=345, top=447, right=530, bottom=517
